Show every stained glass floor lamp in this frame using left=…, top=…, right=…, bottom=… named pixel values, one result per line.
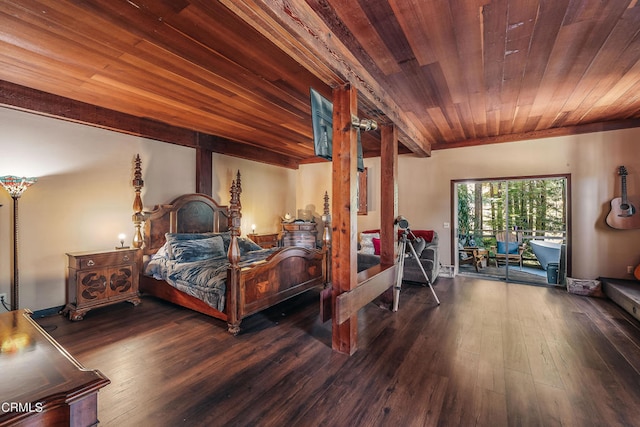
left=0, top=176, right=37, bottom=311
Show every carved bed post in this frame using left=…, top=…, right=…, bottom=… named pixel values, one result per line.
left=227, top=170, right=242, bottom=334
left=322, top=191, right=331, bottom=285
left=132, top=154, right=144, bottom=249
left=320, top=191, right=333, bottom=322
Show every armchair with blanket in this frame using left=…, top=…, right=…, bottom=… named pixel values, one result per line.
left=357, top=229, right=440, bottom=284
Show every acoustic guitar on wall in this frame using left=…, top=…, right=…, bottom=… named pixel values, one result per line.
left=606, top=166, right=640, bottom=229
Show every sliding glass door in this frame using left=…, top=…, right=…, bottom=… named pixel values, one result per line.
left=454, top=175, right=570, bottom=285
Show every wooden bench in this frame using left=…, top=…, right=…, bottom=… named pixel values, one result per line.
left=601, top=277, right=640, bottom=322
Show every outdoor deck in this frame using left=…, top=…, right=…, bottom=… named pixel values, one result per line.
left=458, top=262, right=552, bottom=286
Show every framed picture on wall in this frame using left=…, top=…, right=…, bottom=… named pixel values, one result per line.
left=357, top=167, right=368, bottom=215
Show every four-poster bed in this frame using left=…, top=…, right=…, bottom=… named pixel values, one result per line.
left=136, top=169, right=326, bottom=334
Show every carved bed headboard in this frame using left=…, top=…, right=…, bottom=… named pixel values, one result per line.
left=141, top=193, right=230, bottom=256
left=131, top=155, right=241, bottom=258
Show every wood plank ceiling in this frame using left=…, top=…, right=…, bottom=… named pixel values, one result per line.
left=1, top=0, right=640, bottom=168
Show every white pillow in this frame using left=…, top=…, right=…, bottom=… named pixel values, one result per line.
left=359, top=232, right=380, bottom=255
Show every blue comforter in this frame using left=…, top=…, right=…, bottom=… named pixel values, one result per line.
left=145, top=248, right=278, bottom=312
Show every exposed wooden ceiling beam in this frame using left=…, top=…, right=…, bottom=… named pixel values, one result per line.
left=207, top=137, right=301, bottom=169
left=0, top=80, right=301, bottom=169
left=429, top=119, right=640, bottom=150
left=221, top=0, right=431, bottom=157
left=0, top=81, right=194, bottom=147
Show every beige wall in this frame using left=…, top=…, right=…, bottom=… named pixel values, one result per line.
left=2, top=104, right=639, bottom=311
left=0, top=107, right=293, bottom=311
left=298, top=127, right=640, bottom=281
left=212, top=154, right=296, bottom=236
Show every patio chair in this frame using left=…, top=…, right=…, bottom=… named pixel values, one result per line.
left=459, top=245, right=485, bottom=272
left=493, top=231, right=524, bottom=268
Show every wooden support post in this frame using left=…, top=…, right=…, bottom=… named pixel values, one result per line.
left=378, top=125, right=399, bottom=305
left=195, top=133, right=213, bottom=196
left=331, top=84, right=359, bottom=355
left=380, top=125, right=399, bottom=265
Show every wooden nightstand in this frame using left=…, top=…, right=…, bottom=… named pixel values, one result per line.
left=63, top=248, right=141, bottom=320
left=281, top=222, right=318, bottom=249
left=248, top=232, right=280, bottom=249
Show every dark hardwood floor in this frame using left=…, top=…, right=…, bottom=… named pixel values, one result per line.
left=36, top=276, right=640, bottom=426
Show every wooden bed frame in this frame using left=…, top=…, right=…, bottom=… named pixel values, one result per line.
left=136, top=169, right=326, bottom=334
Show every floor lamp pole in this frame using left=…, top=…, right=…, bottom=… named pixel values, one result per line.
left=11, top=195, right=18, bottom=311
left=0, top=175, right=37, bottom=311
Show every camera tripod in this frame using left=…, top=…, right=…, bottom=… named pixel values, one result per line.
left=393, top=228, right=441, bottom=311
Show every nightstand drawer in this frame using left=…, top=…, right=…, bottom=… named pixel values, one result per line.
left=68, top=249, right=138, bottom=270
left=282, top=235, right=316, bottom=249
left=281, top=221, right=317, bottom=250
left=248, top=233, right=279, bottom=249
left=282, top=235, right=316, bottom=243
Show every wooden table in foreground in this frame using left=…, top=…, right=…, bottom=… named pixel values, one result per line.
left=0, top=310, right=110, bottom=426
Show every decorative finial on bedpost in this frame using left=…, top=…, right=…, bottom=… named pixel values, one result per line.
left=236, top=170, right=242, bottom=202
left=319, top=190, right=332, bottom=322
left=323, top=191, right=330, bottom=217
left=322, top=191, right=331, bottom=246
left=228, top=171, right=242, bottom=265
left=132, top=154, right=145, bottom=249
left=227, top=171, right=242, bottom=334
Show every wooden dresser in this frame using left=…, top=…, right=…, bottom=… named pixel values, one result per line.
left=0, top=310, right=110, bottom=426
left=64, top=248, right=141, bottom=321
left=248, top=232, right=279, bottom=249
left=281, top=222, right=318, bottom=249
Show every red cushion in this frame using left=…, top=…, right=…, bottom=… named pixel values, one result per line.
left=362, top=229, right=380, bottom=234
left=411, top=230, right=434, bottom=243
left=372, top=237, right=381, bottom=255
